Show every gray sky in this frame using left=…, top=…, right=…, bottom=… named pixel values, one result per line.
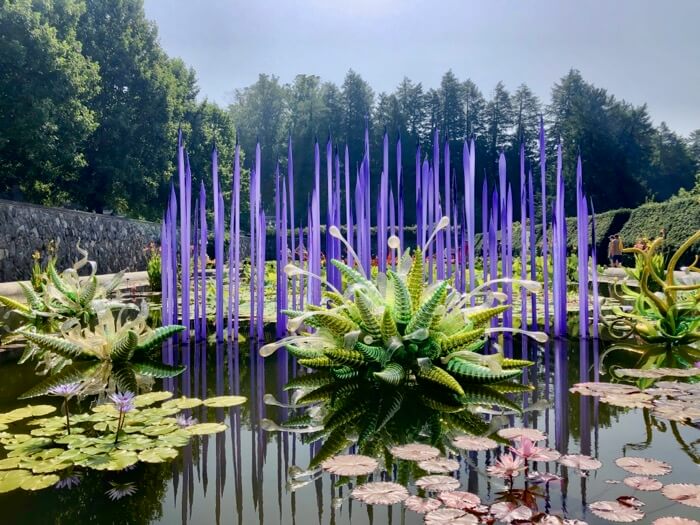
left=143, top=0, right=699, bottom=136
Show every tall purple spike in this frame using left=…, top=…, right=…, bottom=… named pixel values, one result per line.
left=416, top=144, right=422, bottom=247
left=464, top=140, right=476, bottom=299
left=325, top=137, right=336, bottom=287
left=528, top=169, right=537, bottom=326
left=249, top=163, right=257, bottom=337
left=379, top=129, right=389, bottom=272
left=444, top=138, right=451, bottom=278
left=490, top=189, right=499, bottom=295
left=539, top=117, right=550, bottom=330
left=311, top=141, right=321, bottom=303
left=389, top=183, right=396, bottom=269
left=397, top=133, right=404, bottom=251
left=275, top=164, right=283, bottom=337
left=280, top=178, right=289, bottom=334
left=233, top=141, right=241, bottom=338
left=344, top=145, right=353, bottom=270
left=257, top=208, right=266, bottom=340
left=198, top=182, right=207, bottom=339
left=553, top=142, right=567, bottom=337
left=288, top=137, right=296, bottom=309
left=504, top=184, right=513, bottom=328
left=177, top=131, right=190, bottom=341
left=519, top=142, right=528, bottom=325
left=576, top=156, right=589, bottom=338
left=590, top=199, right=600, bottom=339
left=212, top=147, right=224, bottom=342
left=193, top=197, right=199, bottom=341
left=482, top=178, right=489, bottom=284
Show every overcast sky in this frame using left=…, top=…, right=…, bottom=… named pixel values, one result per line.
left=143, top=0, right=699, bottom=136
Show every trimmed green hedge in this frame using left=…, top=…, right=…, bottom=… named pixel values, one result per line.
left=619, top=197, right=700, bottom=258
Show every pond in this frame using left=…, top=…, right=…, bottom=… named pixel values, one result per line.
left=0, top=337, right=697, bottom=525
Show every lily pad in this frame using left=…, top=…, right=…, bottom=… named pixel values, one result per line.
left=162, top=397, right=203, bottom=410
left=185, top=423, right=228, bottom=435
left=201, top=396, right=247, bottom=408
left=0, top=470, right=32, bottom=493
left=138, top=447, right=179, bottom=463
left=0, top=458, right=21, bottom=470
left=19, top=474, right=60, bottom=491
left=133, top=391, right=174, bottom=407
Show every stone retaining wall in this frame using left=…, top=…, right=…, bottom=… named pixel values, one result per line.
left=0, top=200, right=160, bottom=282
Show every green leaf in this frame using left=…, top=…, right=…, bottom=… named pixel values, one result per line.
left=446, top=358, right=522, bottom=384
left=185, top=423, right=227, bottom=435
left=112, top=366, right=137, bottom=393
left=111, top=331, right=138, bottom=361
left=405, top=281, right=447, bottom=334
left=373, top=363, right=406, bottom=385
left=135, top=325, right=185, bottom=353
left=78, top=275, right=97, bottom=305
left=387, top=270, right=412, bottom=324
left=18, top=331, right=84, bottom=361
left=131, top=361, right=186, bottom=378
left=201, top=396, right=247, bottom=408
left=18, top=363, right=99, bottom=399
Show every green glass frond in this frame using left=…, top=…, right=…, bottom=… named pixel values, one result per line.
left=446, top=358, right=522, bottom=383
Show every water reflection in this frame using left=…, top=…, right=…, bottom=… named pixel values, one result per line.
left=0, top=338, right=699, bottom=524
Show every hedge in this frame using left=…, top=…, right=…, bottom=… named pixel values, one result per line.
left=619, top=197, right=700, bottom=259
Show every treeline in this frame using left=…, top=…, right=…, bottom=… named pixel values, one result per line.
left=1, top=0, right=698, bottom=225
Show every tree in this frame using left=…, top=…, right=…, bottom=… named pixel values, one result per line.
left=341, top=69, right=374, bottom=164
left=75, top=0, right=195, bottom=217
left=485, top=82, right=513, bottom=182
left=229, top=73, right=287, bottom=206
left=511, top=84, right=541, bottom=157
left=0, top=0, right=99, bottom=204
left=439, top=70, right=465, bottom=140
left=649, top=122, right=697, bottom=200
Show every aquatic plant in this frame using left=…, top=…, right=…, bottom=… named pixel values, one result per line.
left=261, top=235, right=546, bottom=396
left=0, top=391, right=245, bottom=494
left=16, top=302, right=185, bottom=399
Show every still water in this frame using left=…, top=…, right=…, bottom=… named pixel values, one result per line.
left=0, top=338, right=698, bottom=525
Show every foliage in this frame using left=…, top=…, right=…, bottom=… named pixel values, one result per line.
left=0, top=391, right=244, bottom=494
left=263, top=248, right=544, bottom=397
left=619, top=198, right=700, bottom=259
left=144, top=243, right=161, bottom=292
left=0, top=0, right=99, bottom=204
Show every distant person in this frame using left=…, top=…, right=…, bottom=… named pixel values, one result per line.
left=608, top=234, right=624, bottom=268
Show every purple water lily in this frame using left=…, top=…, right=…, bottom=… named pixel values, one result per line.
left=49, top=382, right=81, bottom=434
left=109, top=391, right=135, bottom=444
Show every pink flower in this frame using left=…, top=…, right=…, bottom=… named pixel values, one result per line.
left=510, top=437, right=561, bottom=462
left=487, top=453, right=526, bottom=479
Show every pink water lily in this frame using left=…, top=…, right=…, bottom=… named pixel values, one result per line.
left=528, top=471, right=563, bottom=484
left=351, top=482, right=408, bottom=505
left=652, top=518, right=700, bottom=525
left=424, top=508, right=478, bottom=524
left=661, top=483, right=700, bottom=507
left=437, top=490, right=480, bottom=510
left=418, top=457, right=460, bottom=473
left=558, top=454, right=602, bottom=471
left=486, top=452, right=526, bottom=479
left=320, top=454, right=378, bottom=476
left=403, top=495, right=441, bottom=514
left=497, top=427, right=546, bottom=442
left=510, top=437, right=561, bottom=462
left=415, top=474, right=461, bottom=492
left=623, top=476, right=663, bottom=491
left=490, top=501, right=533, bottom=523
left=389, top=443, right=440, bottom=461
left=588, top=500, right=644, bottom=522
left=615, top=457, right=672, bottom=476
left=452, top=435, right=498, bottom=451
